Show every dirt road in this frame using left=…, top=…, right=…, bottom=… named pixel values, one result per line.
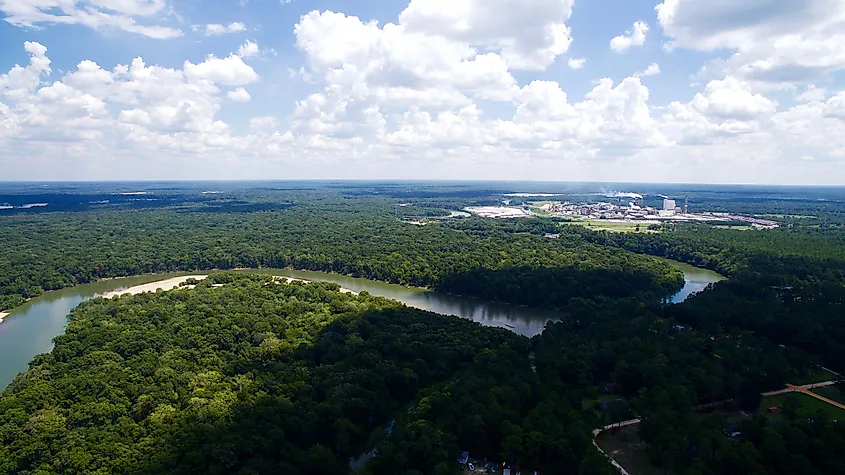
left=595, top=380, right=842, bottom=474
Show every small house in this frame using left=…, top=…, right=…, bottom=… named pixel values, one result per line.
left=722, top=421, right=741, bottom=438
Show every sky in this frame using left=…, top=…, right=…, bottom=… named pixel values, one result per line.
left=1, top=0, right=845, bottom=184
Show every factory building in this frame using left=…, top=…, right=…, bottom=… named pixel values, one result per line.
left=659, top=198, right=683, bottom=217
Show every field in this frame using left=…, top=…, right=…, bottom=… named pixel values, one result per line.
left=758, top=393, right=845, bottom=421
left=711, top=225, right=754, bottom=231
left=562, top=220, right=651, bottom=233
left=790, top=368, right=838, bottom=385
left=813, top=386, right=845, bottom=404
left=596, top=425, right=668, bottom=475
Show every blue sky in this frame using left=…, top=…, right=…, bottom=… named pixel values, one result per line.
left=1, top=0, right=845, bottom=184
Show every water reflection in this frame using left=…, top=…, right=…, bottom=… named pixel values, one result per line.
left=0, top=273, right=192, bottom=389
left=257, top=269, right=559, bottom=337
left=0, top=262, right=722, bottom=390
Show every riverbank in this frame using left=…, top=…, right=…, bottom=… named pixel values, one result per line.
left=99, top=274, right=360, bottom=301
left=0, top=266, right=429, bottom=315
left=101, top=275, right=209, bottom=299
left=1, top=263, right=715, bottom=390
left=0, top=312, right=8, bottom=324
left=272, top=276, right=358, bottom=295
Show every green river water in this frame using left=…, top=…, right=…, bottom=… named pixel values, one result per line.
left=0, top=264, right=724, bottom=390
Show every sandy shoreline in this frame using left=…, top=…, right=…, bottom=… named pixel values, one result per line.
left=100, top=274, right=359, bottom=301
left=101, top=276, right=209, bottom=299
left=1, top=271, right=363, bottom=315
left=273, top=276, right=359, bottom=295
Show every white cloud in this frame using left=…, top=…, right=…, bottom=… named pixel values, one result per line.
left=824, top=92, right=845, bottom=119
left=691, top=77, right=777, bottom=119
left=293, top=9, right=520, bottom=111
left=397, top=0, right=574, bottom=70
left=508, top=77, right=668, bottom=152
left=0, top=0, right=182, bottom=38
left=0, top=40, right=263, bottom=153
left=567, top=58, right=585, bottom=70
left=227, top=87, right=251, bottom=102
left=636, top=63, right=660, bottom=77
left=288, top=66, right=315, bottom=82
left=183, top=55, right=259, bottom=86
left=0, top=42, right=52, bottom=101
left=610, top=21, right=648, bottom=53
left=237, top=40, right=260, bottom=58
left=658, top=77, right=781, bottom=148
left=796, top=85, right=827, bottom=103
left=199, top=22, right=247, bottom=36
left=655, top=0, right=845, bottom=85
left=250, top=116, right=279, bottom=129
left=4, top=0, right=845, bottom=184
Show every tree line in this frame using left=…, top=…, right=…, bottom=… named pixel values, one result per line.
left=0, top=204, right=683, bottom=313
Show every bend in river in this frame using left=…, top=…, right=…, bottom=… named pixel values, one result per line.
left=659, top=258, right=726, bottom=303
left=0, top=262, right=724, bottom=390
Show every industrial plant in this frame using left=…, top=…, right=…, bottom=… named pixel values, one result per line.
left=462, top=192, right=781, bottom=229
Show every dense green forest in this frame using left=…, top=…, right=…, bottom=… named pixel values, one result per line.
left=454, top=217, right=845, bottom=370
left=4, top=183, right=845, bottom=474
left=0, top=202, right=683, bottom=312
left=0, top=277, right=837, bottom=474
left=0, top=274, right=602, bottom=474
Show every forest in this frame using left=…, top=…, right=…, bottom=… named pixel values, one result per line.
left=2, top=183, right=845, bottom=474
left=2, top=273, right=833, bottom=475
left=0, top=197, right=685, bottom=313
left=0, top=274, right=603, bottom=474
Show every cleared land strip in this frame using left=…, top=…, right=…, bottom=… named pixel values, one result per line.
left=591, top=420, right=640, bottom=475
left=100, top=275, right=359, bottom=301
left=101, top=276, right=209, bottom=299
left=761, top=380, right=836, bottom=397
left=596, top=380, right=840, bottom=475
left=791, top=383, right=845, bottom=411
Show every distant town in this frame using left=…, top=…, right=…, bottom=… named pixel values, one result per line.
left=464, top=192, right=781, bottom=229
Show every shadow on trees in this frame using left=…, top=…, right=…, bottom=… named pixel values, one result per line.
left=132, top=305, right=528, bottom=475
left=436, top=265, right=684, bottom=310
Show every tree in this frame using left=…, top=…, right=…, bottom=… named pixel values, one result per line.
left=780, top=395, right=803, bottom=422
left=737, top=380, right=763, bottom=412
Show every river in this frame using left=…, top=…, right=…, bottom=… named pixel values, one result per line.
left=659, top=259, right=726, bottom=303
left=0, top=263, right=724, bottom=390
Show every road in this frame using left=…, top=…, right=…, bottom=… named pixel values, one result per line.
left=761, top=380, right=836, bottom=396
left=768, top=381, right=845, bottom=411
left=594, top=380, right=842, bottom=475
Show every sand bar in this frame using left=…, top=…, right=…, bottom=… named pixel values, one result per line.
left=102, top=275, right=358, bottom=301
left=101, top=276, right=208, bottom=299
left=272, top=276, right=358, bottom=295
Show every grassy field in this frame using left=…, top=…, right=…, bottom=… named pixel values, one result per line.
left=759, top=392, right=845, bottom=420
left=597, top=425, right=668, bottom=475
left=790, top=368, right=838, bottom=385
left=562, top=220, right=652, bottom=233
left=711, top=225, right=754, bottom=231
left=813, top=386, right=845, bottom=404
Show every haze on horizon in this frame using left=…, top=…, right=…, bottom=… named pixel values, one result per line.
left=2, top=0, right=845, bottom=185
